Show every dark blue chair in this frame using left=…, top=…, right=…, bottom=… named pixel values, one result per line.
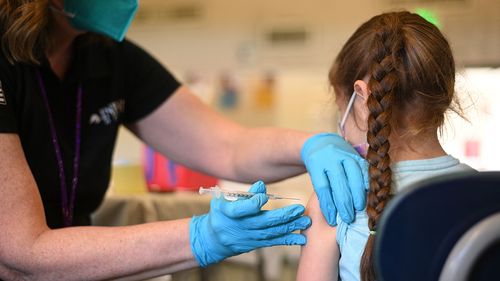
left=374, top=171, right=500, bottom=281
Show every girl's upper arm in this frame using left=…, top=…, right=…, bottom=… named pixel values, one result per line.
left=296, top=193, right=340, bottom=281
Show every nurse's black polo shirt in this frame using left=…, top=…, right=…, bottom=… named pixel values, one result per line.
left=0, top=34, right=180, bottom=228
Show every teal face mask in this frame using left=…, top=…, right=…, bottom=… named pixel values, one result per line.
left=62, top=0, right=139, bottom=42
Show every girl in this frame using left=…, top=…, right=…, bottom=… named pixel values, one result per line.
left=297, top=11, right=475, bottom=281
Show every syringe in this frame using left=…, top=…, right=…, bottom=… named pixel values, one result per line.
left=199, top=186, right=300, bottom=201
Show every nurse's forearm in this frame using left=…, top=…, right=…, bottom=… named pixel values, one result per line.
left=0, top=134, right=197, bottom=281
left=4, top=219, right=197, bottom=281
left=231, top=127, right=312, bottom=182
left=128, top=87, right=313, bottom=183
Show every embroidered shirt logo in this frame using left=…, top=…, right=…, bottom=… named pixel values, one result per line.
left=0, top=80, right=6, bottom=105
left=89, top=99, right=125, bottom=125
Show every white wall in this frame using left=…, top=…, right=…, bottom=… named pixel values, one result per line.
left=128, top=0, right=500, bottom=69
left=442, top=68, right=500, bottom=171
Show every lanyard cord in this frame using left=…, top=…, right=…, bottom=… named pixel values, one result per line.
left=35, top=70, right=83, bottom=227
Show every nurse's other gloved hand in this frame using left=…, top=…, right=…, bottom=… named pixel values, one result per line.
left=301, top=133, right=369, bottom=226
left=189, top=181, right=311, bottom=267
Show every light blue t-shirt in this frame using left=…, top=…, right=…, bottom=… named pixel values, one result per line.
left=336, top=155, right=475, bottom=281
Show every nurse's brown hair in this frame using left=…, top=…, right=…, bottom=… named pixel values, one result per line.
left=329, top=11, right=459, bottom=281
left=0, top=0, right=51, bottom=64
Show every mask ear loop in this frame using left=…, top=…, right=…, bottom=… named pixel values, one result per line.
left=338, top=91, right=358, bottom=135
left=49, top=5, right=76, bottom=18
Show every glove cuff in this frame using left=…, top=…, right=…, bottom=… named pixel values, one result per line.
left=301, top=133, right=341, bottom=162
left=189, top=215, right=209, bottom=267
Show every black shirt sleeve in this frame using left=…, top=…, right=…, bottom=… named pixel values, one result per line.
left=119, top=39, right=181, bottom=123
left=0, top=53, right=18, bottom=133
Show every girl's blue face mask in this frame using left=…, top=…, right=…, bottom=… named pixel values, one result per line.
left=338, top=91, right=369, bottom=157
left=57, top=0, right=139, bottom=42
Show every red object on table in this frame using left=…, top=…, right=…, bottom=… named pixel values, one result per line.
left=143, top=147, right=218, bottom=192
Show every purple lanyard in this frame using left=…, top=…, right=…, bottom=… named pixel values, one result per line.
left=36, top=70, right=83, bottom=227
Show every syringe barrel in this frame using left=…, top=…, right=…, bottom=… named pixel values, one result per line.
left=199, top=186, right=222, bottom=198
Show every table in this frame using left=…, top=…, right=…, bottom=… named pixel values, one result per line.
left=92, top=190, right=301, bottom=281
left=92, top=191, right=211, bottom=226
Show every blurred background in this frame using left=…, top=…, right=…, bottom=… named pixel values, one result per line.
left=114, top=0, right=500, bottom=170
left=95, top=0, right=500, bottom=280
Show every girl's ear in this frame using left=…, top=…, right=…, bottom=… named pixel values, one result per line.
left=354, top=80, right=370, bottom=102
left=353, top=80, right=371, bottom=127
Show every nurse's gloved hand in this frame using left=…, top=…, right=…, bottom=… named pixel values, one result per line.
left=189, top=181, right=311, bottom=267
left=301, top=133, right=369, bottom=226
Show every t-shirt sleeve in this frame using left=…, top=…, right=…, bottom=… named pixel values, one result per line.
left=0, top=54, right=18, bottom=133
left=119, top=39, right=181, bottom=123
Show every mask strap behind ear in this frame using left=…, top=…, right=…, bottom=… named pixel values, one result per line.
left=49, top=5, right=75, bottom=18
left=339, top=91, right=357, bottom=129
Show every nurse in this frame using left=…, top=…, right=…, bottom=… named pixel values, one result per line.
left=0, top=1, right=368, bottom=280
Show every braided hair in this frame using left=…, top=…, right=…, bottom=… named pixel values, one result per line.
left=329, top=11, right=458, bottom=281
left=361, top=14, right=404, bottom=281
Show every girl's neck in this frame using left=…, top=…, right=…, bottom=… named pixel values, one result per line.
left=388, top=130, right=447, bottom=163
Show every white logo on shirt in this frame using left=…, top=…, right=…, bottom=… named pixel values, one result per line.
left=89, top=99, right=125, bottom=125
left=0, top=80, right=6, bottom=105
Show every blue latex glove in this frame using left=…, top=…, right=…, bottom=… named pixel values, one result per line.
left=301, top=133, right=369, bottom=226
left=190, top=181, right=311, bottom=267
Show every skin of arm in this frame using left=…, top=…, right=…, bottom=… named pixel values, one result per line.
left=127, top=86, right=312, bottom=183
left=296, top=193, right=339, bottom=281
left=0, top=134, right=198, bottom=281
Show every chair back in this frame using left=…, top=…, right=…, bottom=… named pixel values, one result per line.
left=375, top=171, right=500, bottom=281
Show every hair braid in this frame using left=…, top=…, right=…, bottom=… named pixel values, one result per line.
left=360, top=15, right=404, bottom=281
